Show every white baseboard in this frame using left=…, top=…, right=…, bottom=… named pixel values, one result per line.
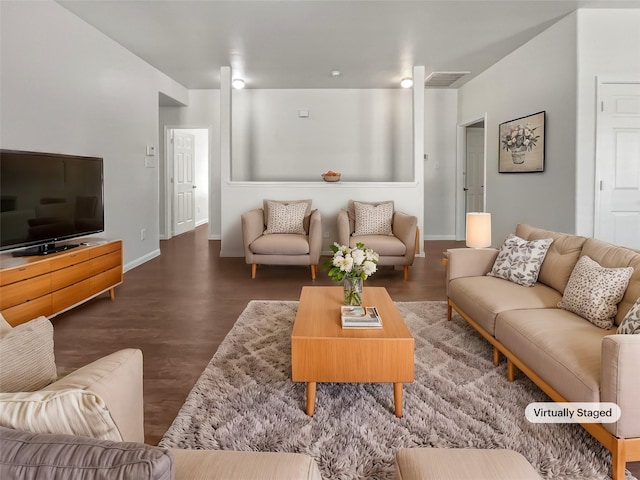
left=124, top=249, right=161, bottom=273
left=196, top=219, right=208, bottom=227
left=208, top=234, right=221, bottom=240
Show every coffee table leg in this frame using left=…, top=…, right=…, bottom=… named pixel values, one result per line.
left=393, top=382, right=403, bottom=418
left=306, top=382, right=316, bottom=416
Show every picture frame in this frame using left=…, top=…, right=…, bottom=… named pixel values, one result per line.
left=498, top=111, right=545, bottom=173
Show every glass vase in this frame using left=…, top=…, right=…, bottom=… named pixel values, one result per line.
left=343, top=277, right=363, bottom=306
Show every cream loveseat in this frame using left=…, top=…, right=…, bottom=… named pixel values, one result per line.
left=445, top=224, right=640, bottom=480
left=0, top=317, right=321, bottom=480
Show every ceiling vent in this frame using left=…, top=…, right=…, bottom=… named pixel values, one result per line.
left=424, top=71, right=470, bottom=87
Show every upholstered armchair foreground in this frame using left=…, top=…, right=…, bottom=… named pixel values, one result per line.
left=241, top=199, right=322, bottom=279
left=338, top=200, right=418, bottom=281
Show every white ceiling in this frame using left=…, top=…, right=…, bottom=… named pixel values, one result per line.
left=57, top=0, right=640, bottom=90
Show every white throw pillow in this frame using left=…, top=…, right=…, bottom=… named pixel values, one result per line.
left=617, top=297, right=640, bottom=334
left=487, top=234, right=553, bottom=287
left=558, top=256, right=634, bottom=329
left=264, top=200, right=307, bottom=235
left=0, top=316, right=57, bottom=392
left=353, top=201, right=393, bottom=236
left=0, top=388, right=121, bottom=441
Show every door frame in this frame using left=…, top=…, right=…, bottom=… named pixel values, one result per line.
left=594, top=75, right=640, bottom=241
left=456, top=114, right=488, bottom=241
left=163, top=125, right=212, bottom=240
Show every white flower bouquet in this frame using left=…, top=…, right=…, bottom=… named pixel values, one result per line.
left=325, top=242, right=379, bottom=282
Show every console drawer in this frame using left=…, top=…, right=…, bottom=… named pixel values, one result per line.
left=0, top=262, right=50, bottom=287
left=52, top=278, right=93, bottom=313
left=0, top=274, right=51, bottom=310
left=89, top=251, right=122, bottom=275
left=1, top=295, right=53, bottom=327
left=49, top=249, right=92, bottom=271
left=50, top=262, right=94, bottom=291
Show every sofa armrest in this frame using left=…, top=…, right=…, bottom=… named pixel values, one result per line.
left=392, top=212, right=417, bottom=263
left=337, top=209, right=350, bottom=246
left=44, top=348, right=144, bottom=443
left=447, top=247, right=499, bottom=281
left=172, top=449, right=322, bottom=480
left=308, top=209, right=322, bottom=264
left=601, top=335, right=640, bottom=438
left=241, top=209, right=265, bottom=262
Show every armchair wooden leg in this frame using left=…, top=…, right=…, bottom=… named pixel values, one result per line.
left=507, top=358, right=516, bottom=382
left=493, top=347, right=500, bottom=367
left=251, top=264, right=257, bottom=279
left=310, top=264, right=317, bottom=280
left=403, top=265, right=409, bottom=281
left=447, top=301, right=452, bottom=321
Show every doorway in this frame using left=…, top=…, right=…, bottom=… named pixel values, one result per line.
left=164, top=127, right=210, bottom=239
left=456, top=117, right=487, bottom=240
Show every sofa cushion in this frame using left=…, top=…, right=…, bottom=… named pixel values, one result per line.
left=488, top=234, right=552, bottom=287
left=264, top=200, right=307, bottom=235
left=617, top=297, right=640, bottom=334
left=0, top=388, right=122, bottom=441
left=558, top=255, right=633, bottom=329
left=515, top=224, right=587, bottom=294
left=0, top=316, right=57, bottom=393
left=449, top=276, right=561, bottom=335
left=581, top=237, right=640, bottom=326
left=0, top=426, right=173, bottom=480
left=495, top=308, right=614, bottom=403
left=353, top=201, right=394, bottom=235
left=250, top=233, right=310, bottom=255
left=349, top=234, right=406, bottom=256
left=172, top=449, right=322, bottom=480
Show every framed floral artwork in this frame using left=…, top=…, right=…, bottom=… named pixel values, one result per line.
left=498, top=111, right=545, bottom=173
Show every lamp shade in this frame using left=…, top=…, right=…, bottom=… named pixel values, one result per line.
left=466, top=212, right=491, bottom=248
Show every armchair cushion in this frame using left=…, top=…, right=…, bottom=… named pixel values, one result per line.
left=0, top=426, right=173, bottom=480
left=0, top=316, right=57, bottom=393
left=0, top=388, right=121, bottom=441
left=349, top=234, right=406, bottom=256
left=351, top=201, right=394, bottom=235
left=264, top=201, right=307, bottom=235
left=250, top=233, right=310, bottom=255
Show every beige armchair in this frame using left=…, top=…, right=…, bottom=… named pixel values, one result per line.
left=338, top=200, right=418, bottom=280
left=241, top=199, right=322, bottom=279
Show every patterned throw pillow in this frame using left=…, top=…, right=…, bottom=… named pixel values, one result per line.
left=264, top=201, right=307, bottom=235
left=353, top=201, right=393, bottom=236
left=617, top=297, right=640, bottom=334
left=487, top=234, right=553, bottom=287
left=558, top=256, right=634, bottom=329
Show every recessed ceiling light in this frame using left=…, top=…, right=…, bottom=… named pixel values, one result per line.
left=331, top=70, right=341, bottom=77
left=400, top=77, right=413, bottom=89
left=232, top=78, right=245, bottom=89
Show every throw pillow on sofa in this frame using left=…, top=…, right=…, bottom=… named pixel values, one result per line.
left=617, top=297, right=640, bottom=334
left=0, top=426, right=173, bottom=480
left=353, top=201, right=394, bottom=235
left=264, top=200, right=308, bottom=235
left=0, top=316, right=57, bottom=392
left=487, top=234, right=553, bottom=287
left=558, top=255, right=634, bottom=329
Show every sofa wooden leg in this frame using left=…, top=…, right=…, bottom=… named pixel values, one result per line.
left=403, top=265, right=409, bottom=281
left=493, top=347, right=500, bottom=366
left=507, top=358, right=516, bottom=382
left=447, top=301, right=452, bottom=321
left=251, top=264, right=257, bottom=279
left=611, top=439, right=626, bottom=480
left=310, top=264, right=317, bottom=280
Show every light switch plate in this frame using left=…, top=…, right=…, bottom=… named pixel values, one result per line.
left=146, top=145, right=156, bottom=156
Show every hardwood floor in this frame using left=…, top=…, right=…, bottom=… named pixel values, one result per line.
left=51, top=225, right=639, bottom=478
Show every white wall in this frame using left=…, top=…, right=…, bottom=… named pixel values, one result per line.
left=575, top=9, right=640, bottom=236
left=0, top=0, right=188, bottom=270
left=458, top=13, right=578, bottom=245
left=231, top=89, right=414, bottom=182
left=159, top=90, right=221, bottom=239
left=424, top=89, right=458, bottom=239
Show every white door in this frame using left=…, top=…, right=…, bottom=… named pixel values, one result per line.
left=465, top=126, right=485, bottom=214
left=595, top=83, right=640, bottom=249
left=173, top=131, right=196, bottom=236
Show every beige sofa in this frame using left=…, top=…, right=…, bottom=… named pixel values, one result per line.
left=0, top=345, right=321, bottom=479
left=445, top=224, right=640, bottom=480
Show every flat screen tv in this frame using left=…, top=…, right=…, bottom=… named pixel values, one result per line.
left=0, top=149, right=104, bottom=256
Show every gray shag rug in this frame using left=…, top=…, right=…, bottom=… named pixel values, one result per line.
left=160, top=300, right=633, bottom=480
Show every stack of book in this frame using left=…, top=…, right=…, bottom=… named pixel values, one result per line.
left=341, top=306, right=383, bottom=329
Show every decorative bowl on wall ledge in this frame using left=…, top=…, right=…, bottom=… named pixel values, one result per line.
left=322, top=171, right=341, bottom=182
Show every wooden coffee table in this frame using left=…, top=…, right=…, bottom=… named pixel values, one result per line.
left=291, top=286, right=414, bottom=417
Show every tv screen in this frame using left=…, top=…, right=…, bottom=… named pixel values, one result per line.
left=0, top=149, right=104, bottom=255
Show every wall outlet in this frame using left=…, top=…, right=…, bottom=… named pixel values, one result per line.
left=141, top=228, right=146, bottom=241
